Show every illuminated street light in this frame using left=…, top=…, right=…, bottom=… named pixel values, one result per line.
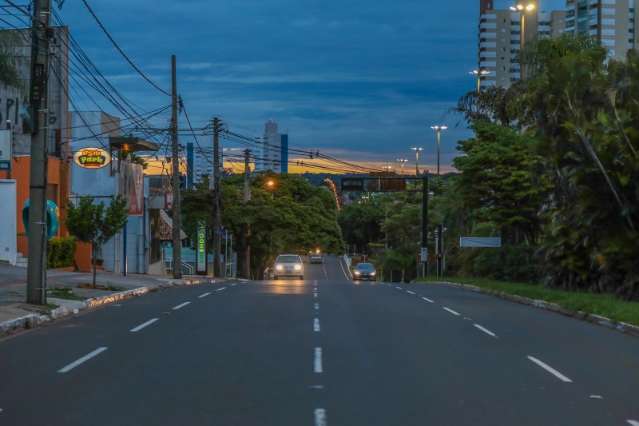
left=430, top=125, right=448, bottom=178
left=470, top=69, right=492, bottom=94
left=411, top=147, right=423, bottom=176
left=396, top=158, right=408, bottom=174
left=510, top=1, right=537, bottom=79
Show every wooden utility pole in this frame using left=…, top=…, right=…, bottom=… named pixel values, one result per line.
left=243, top=149, right=251, bottom=279
left=212, top=117, right=223, bottom=277
left=26, top=0, right=52, bottom=305
left=170, top=55, right=182, bottom=279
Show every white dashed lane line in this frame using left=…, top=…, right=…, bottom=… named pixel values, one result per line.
left=314, top=347, right=323, bottom=373
left=473, top=324, right=497, bottom=338
left=421, top=296, right=434, bottom=303
left=406, top=290, right=416, bottom=295
left=627, top=420, right=639, bottom=426
left=198, top=292, right=212, bottom=299
left=314, top=318, right=321, bottom=332
left=215, top=287, right=227, bottom=292
left=58, top=347, right=108, bottom=374
left=314, top=408, right=327, bottom=426
left=172, top=302, right=191, bottom=311
left=130, top=318, right=159, bottom=333
left=527, top=356, right=573, bottom=383
left=443, top=307, right=461, bottom=316
left=395, top=286, right=403, bottom=290
left=314, top=303, right=320, bottom=311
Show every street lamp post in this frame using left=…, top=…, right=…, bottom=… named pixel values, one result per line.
left=470, top=69, right=491, bottom=94
left=396, top=158, right=408, bottom=174
left=510, top=1, right=536, bottom=80
left=430, top=124, right=447, bottom=279
left=411, top=147, right=423, bottom=176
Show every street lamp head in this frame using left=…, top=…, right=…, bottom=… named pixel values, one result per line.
left=431, top=125, right=448, bottom=131
left=411, top=147, right=423, bottom=152
left=511, top=2, right=536, bottom=12
left=266, top=179, right=276, bottom=189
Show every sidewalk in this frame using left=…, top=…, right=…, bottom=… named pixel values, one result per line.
left=0, top=263, right=218, bottom=337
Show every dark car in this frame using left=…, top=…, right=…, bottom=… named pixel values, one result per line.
left=353, top=262, right=376, bottom=281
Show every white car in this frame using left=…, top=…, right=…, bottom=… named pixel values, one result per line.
left=273, top=254, right=305, bottom=280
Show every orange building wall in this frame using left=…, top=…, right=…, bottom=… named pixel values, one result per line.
left=0, top=156, right=70, bottom=256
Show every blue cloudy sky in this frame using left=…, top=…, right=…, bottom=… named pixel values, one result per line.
left=56, top=0, right=566, bottom=166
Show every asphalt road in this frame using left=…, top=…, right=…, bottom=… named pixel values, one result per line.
left=1, top=255, right=638, bottom=426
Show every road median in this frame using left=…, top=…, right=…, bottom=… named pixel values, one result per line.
left=417, top=277, right=639, bottom=337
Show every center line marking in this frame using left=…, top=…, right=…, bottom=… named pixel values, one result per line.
left=443, top=307, right=460, bottom=316
left=231, top=283, right=237, bottom=287
left=215, top=287, right=227, bottom=292
left=314, top=408, right=327, bottom=426
left=130, top=318, right=159, bottom=333
left=421, top=296, right=434, bottom=303
left=314, top=303, right=320, bottom=310
left=406, top=290, right=416, bottom=295
left=314, top=347, right=323, bottom=373
left=314, top=318, right=321, bottom=332
left=314, top=293, right=318, bottom=298
left=58, top=347, right=108, bottom=373
left=473, top=324, right=497, bottom=338
left=527, top=356, right=573, bottom=383
left=198, top=292, right=211, bottom=299
left=172, top=301, right=191, bottom=310
left=395, top=286, right=403, bottom=290
left=627, top=420, right=639, bottom=426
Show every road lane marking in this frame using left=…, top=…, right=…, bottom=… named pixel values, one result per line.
left=130, top=318, right=159, bottom=333
left=314, top=347, right=323, bottom=373
left=589, top=395, right=603, bottom=400
left=421, top=296, right=434, bottom=303
left=473, top=324, right=497, bottom=338
left=322, top=264, right=328, bottom=279
left=314, top=408, right=327, bottom=426
left=314, top=293, right=318, bottom=298
left=314, top=303, right=320, bottom=310
left=309, top=385, right=324, bottom=390
left=395, top=286, right=403, bottom=290
left=406, top=290, right=416, bottom=295
left=231, top=283, right=237, bottom=287
left=198, top=292, right=212, bottom=299
left=627, top=421, right=639, bottom=426
left=314, top=318, right=321, bottom=332
left=58, top=347, right=108, bottom=373
left=443, top=307, right=461, bottom=316
left=338, top=258, right=351, bottom=281
left=215, top=287, right=227, bottom=292
left=172, top=302, right=191, bottom=310
left=527, top=356, right=573, bottom=383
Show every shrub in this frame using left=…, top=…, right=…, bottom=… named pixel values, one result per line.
left=449, top=245, right=541, bottom=283
left=48, top=237, right=76, bottom=269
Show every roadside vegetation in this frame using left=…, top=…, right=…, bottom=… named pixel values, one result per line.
left=182, top=173, right=344, bottom=279
left=339, top=36, right=639, bottom=303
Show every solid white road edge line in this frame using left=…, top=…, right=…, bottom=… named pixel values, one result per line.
left=443, top=307, right=461, bottom=316
left=338, top=258, right=351, bottom=281
left=172, top=301, right=191, bottom=310
left=628, top=421, right=639, bottom=426
left=473, top=324, right=497, bottom=338
left=527, top=356, right=573, bottom=383
left=314, top=347, right=323, bottom=373
left=421, top=296, right=434, bottom=303
left=130, top=318, right=159, bottom=333
left=315, top=408, right=327, bottom=426
left=314, top=318, right=321, bottom=332
left=58, top=347, right=108, bottom=373
left=198, top=292, right=212, bottom=299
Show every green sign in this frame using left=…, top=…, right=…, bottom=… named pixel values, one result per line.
left=196, top=221, right=207, bottom=275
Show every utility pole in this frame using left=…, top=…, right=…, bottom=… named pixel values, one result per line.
left=170, top=55, right=182, bottom=279
left=26, top=0, right=52, bottom=305
left=212, top=117, right=223, bottom=277
left=420, top=172, right=429, bottom=279
left=242, top=149, right=251, bottom=279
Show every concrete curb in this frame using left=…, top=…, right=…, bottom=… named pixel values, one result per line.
left=0, top=277, right=220, bottom=338
left=428, top=281, right=639, bottom=338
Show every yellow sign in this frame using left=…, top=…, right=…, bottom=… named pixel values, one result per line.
left=74, top=148, right=111, bottom=169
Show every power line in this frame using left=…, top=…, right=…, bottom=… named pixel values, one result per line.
left=79, top=0, right=171, bottom=97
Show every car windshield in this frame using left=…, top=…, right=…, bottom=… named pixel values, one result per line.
left=276, top=255, right=301, bottom=264
left=357, top=263, right=375, bottom=271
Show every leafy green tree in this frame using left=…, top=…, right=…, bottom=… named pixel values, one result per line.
left=66, top=196, right=128, bottom=287
left=338, top=196, right=385, bottom=254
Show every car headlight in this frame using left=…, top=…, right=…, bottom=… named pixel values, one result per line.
left=371, top=272, right=376, bottom=276
left=275, top=264, right=284, bottom=271
left=354, top=270, right=361, bottom=275
left=294, top=264, right=302, bottom=271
